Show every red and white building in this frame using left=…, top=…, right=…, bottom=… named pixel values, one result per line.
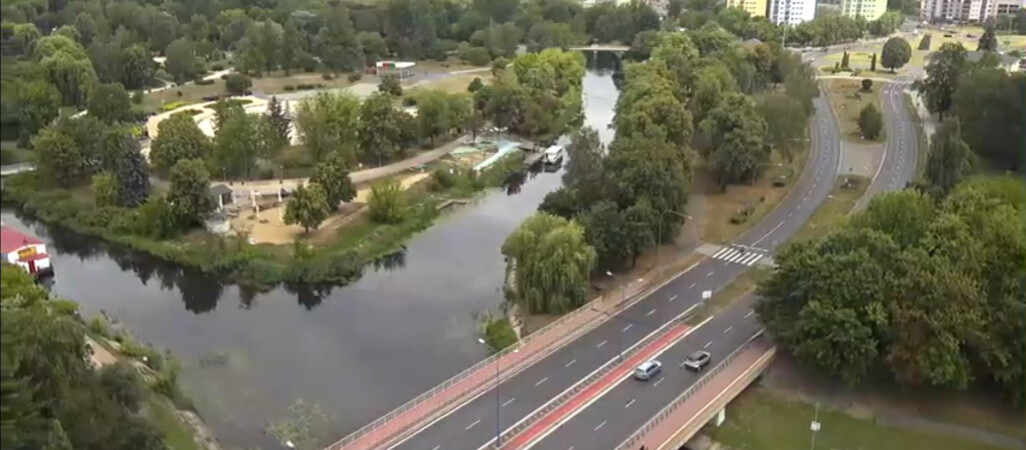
left=1, top=226, right=54, bottom=278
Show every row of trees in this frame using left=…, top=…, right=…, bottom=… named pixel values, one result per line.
left=756, top=176, right=1026, bottom=405
left=916, top=42, right=1026, bottom=172
left=1, top=265, right=168, bottom=450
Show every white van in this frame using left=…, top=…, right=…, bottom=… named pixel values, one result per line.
left=543, top=145, right=565, bottom=164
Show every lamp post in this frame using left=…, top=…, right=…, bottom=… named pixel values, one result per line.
left=655, top=210, right=692, bottom=280
left=603, top=272, right=643, bottom=361
left=478, top=338, right=518, bottom=448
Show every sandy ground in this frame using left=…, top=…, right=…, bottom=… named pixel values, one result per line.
left=234, top=172, right=430, bottom=245
left=86, top=336, right=118, bottom=368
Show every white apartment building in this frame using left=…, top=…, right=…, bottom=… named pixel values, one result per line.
left=769, top=0, right=817, bottom=25
left=920, top=0, right=1025, bottom=22
left=841, top=0, right=889, bottom=20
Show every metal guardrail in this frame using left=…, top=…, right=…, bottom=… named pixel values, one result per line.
left=614, top=329, right=766, bottom=450
left=323, top=282, right=657, bottom=449
left=496, top=315, right=692, bottom=447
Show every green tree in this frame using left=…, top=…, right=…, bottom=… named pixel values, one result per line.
left=316, top=4, right=364, bottom=72
left=924, top=119, right=974, bottom=195
left=977, top=25, right=998, bottom=52
left=264, top=96, right=291, bottom=153
left=15, top=80, right=61, bottom=146
left=850, top=189, right=936, bottom=249
left=167, top=159, right=214, bottom=228
left=758, top=94, right=806, bottom=162
left=880, top=37, right=912, bottom=72
left=870, top=52, right=877, bottom=71
left=309, top=152, right=357, bottom=210
left=416, top=90, right=455, bottom=145
left=378, top=74, right=403, bottom=96
left=224, top=73, right=252, bottom=94
left=357, top=32, right=387, bottom=64
left=295, top=91, right=361, bottom=163
left=266, top=399, right=333, bottom=450
left=367, top=180, right=406, bottom=224
left=952, top=68, right=1026, bottom=171
left=502, top=213, right=596, bottom=314
left=165, top=38, right=199, bottom=83
left=281, top=19, right=304, bottom=75
left=88, top=83, right=132, bottom=124
left=150, top=111, right=212, bottom=175
left=861, top=78, right=873, bottom=91
left=359, top=92, right=414, bottom=165
left=106, top=129, right=151, bottom=207
left=212, top=101, right=260, bottom=178
left=857, top=102, right=883, bottom=140
left=699, top=93, right=769, bottom=188
left=604, top=136, right=692, bottom=242
left=120, top=45, right=156, bottom=90
left=91, top=172, right=118, bottom=207
left=467, top=77, right=485, bottom=93
left=285, top=183, right=331, bottom=233
left=97, top=362, right=144, bottom=413
left=33, top=127, right=84, bottom=188
left=38, top=42, right=97, bottom=107
left=917, top=43, right=968, bottom=120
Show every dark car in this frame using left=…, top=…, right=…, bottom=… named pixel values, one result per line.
left=683, top=351, right=711, bottom=371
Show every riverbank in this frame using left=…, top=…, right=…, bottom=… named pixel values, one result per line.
left=1, top=151, right=526, bottom=291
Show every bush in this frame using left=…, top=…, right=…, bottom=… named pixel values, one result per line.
left=322, top=72, right=335, bottom=80
left=211, top=63, right=225, bottom=71
left=283, top=85, right=296, bottom=91
left=176, top=90, right=183, bottom=97
left=225, top=73, right=252, bottom=95
left=131, top=90, right=143, bottom=104
left=347, top=72, right=362, bottom=82
left=461, top=46, right=492, bottom=67
left=195, top=78, right=215, bottom=85
left=479, top=313, right=517, bottom=353
left=861, top=78, right=873, bottom=91
left=367, top=180, right=406, bottom=224
left=402, top=96, right=417, bottom=107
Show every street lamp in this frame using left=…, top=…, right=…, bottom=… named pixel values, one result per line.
left=655, top=210, right=692, bottom=279
left=478, top=338, right=518, bottom=448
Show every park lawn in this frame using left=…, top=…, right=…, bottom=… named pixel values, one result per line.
left=824, top=79, right=884, bottom=143
left=705, top=388, right=1011, bottom=450
left=141, top=71, right=356, bottom=112
left=696, top=140, right=809, bottom=245
left=409, top=71, right=492, bottom=94
left=790, top=175, right=868, bottom=242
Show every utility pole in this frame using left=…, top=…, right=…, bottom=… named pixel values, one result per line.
left=809, top=402, right=821, bottom=450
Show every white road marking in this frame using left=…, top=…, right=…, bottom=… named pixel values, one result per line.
left=535, top=377, right=548, bottom=386
left=724, top=326, right=734, bottom=334
left=432, top=446, right=441, bottom=450
left=502, top=397, right=516, bottom=407
left=565, top=359, right=577, bottom=368
left=594, top=421, right=607, bottom=431
left=711, top=247, right=732, bottom=258
left=706, top=271, right=715, bottom=277
left=625, top=398, right=636, bottom=408
left=466, top=419, right=481, bottom=430
left=752, top=220, right=785, bottom=247
left=741, top=254, right=764, bottom=266
left=688, top=282, right=696, bottom=289
left=622, top=324, right=633, bottom=332
left=668, top=294, right=678, bottom=302
left=646, top=309, right=656, bottom=316
left=745, top=310, right=754, bottom=319
left=704, top=341, right=712, bottom=349
left=597, top=340, right=608, bottom=349
left=653, top=377, right=665, bottom=387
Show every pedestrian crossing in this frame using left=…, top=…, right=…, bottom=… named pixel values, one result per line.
left=710, top=247, right=766, bottom=266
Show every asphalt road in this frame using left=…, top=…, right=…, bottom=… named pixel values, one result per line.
left=388, top=92, right=842, bottom=450
left=528, top=296, right=762, bottom=450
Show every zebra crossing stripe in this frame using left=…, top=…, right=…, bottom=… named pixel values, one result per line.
left=726, top=251, right=747, bottom=263
left=711, top=247, right=733, bottom=259
left=741, top=253, right=764, bottom=266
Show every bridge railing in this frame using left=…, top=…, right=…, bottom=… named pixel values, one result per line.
left=614, top=329, right=766, bottom=450
left=324, top=282, right=652, bottom=449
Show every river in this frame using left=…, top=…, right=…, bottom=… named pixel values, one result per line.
left=0, top=53, right=620, bottom=449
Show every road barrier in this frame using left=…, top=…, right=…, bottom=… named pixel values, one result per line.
left=614, top=329, right=766, bottom=450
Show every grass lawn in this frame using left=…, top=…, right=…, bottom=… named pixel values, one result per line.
left=142, top=71, right=356, bottom=112
left=705, top=388, right=1012, bottom=450
left=824, top=79, right=884, bottom=143
left=697, top=140, right=809, bottom=245
left=789, top=175, right=868, bottom=242
left=819, top=46, right=900, bottom=77
left=410, top=71, right=492, bottom=94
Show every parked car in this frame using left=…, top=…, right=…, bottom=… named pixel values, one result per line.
left=683, top=351, right=712, bottom=371
left=633, top=360, right=663, bottom=381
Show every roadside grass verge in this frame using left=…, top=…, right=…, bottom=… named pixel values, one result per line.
left=705, top=388, right=1012, bottom=450
left=789, top=175, right=869, bottom=243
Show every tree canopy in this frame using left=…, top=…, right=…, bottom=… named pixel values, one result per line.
left=501, top=213, right=596, bottom=314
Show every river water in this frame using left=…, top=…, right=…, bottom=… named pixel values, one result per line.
left=1, top=54, right=619, bottom=449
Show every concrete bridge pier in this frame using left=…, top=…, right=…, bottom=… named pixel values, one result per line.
left=710, top=408, right=726, bottom=427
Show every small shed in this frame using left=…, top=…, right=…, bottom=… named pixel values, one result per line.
left=375, top=61, right=416, bottom=79
left=1, top=227, right=53, bottom=277
left=210, top=184, right=235, bottom=211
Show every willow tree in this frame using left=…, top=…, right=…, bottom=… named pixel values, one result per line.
left=501, top=213, right=596, bottom=314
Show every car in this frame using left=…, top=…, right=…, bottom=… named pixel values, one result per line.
left=683, top=351, right=712, bottom=371
left=633, top=360, right=662, bottom=381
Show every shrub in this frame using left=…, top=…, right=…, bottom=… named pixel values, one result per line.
left=225, top=73, right=252, bottom=95
left=195, top=78, right=215, bottom=85
left=283, top=85, right=295, bottom=91
left=402, top=96, right=417, bottom=107
left=220, top=74, right=229, bottom=80
left=367, top=180, right=406, bottom=224
left=347, top=72, right=362, bottom=82
left=461, top=46, right=492, bottom=67
left=176, top=90, right=183, bottom=97
left=211, top=63, right=225, bottom=71
left=131, top=90, right=143, bottom=104
left=861, top=78, right=873, bottom=91
left=479, top=313, right=517, bottom=353
left=322, top=72, right=335, bottom=80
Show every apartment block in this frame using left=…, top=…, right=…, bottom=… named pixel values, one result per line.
left=919, top=0, right=1025, bottom=22
left=768, top=0, right=816, bottom=25
left=726, top=0, right=770, bottom=17
left=840, top=0, right=889, bottom=20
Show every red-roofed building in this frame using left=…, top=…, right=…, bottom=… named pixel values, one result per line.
left=1, top=226, right=53, bottom=278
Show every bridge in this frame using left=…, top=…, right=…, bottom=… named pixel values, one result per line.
left=320, top=78, right=920, bottom=450
left=0, top=163, right=36, bottom=177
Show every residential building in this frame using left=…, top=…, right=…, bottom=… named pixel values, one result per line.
left=727, top=0, right=770, bottom=17
left=840, top=0, right=888, bottom=20
left=919, top=0, right=1025, bottom=22
left=769, top=0, right=816, bottom=25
